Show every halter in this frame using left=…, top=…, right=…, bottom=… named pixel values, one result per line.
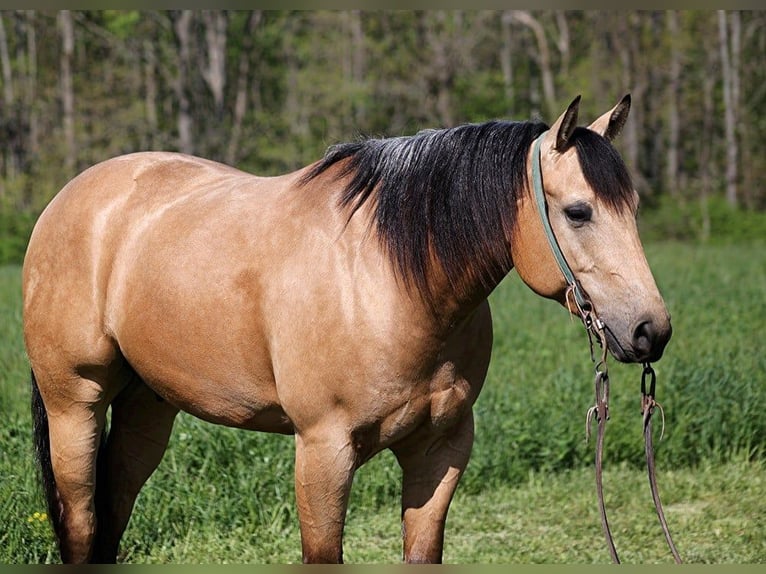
left=531, top=131, right=591, bottom=314
left=529, top=131, right=682, bottom=564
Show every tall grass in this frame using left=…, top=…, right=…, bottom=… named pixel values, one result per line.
left=464, top=242, right=766, bottom=492
left=1, top=242, right=764, bottom=562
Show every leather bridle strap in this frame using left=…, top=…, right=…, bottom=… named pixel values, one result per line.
left=642, top=364, right=684, bottom=563
left=531, top=131, right=682, bottom=564
left=585, top=326, right=620, bottom=563
left=533, top=130, right=621, bottom=562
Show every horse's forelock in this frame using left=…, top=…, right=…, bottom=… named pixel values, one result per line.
left=570, top=127, right=636, bottom=214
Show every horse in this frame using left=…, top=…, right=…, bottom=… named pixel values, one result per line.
left=23, top=95, right=671, bottom=564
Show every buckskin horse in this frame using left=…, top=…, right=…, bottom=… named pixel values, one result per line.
left=23, top=95, right=671, bottom=563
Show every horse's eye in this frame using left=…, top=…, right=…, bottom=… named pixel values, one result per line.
left=564, top=203, right=592, bottom=225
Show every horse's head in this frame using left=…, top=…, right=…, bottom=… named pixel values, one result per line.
left=512, top=95, right=671, bottom=363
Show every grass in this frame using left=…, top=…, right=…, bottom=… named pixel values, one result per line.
left=1, top=242, right=765, bottom=563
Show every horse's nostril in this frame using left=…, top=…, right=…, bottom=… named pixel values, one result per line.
left=632, top=318, right=671, bottom=362
left=633, top=320, right=654, bottom=358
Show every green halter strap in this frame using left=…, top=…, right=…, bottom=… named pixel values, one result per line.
left=530, top=131, right=590, bottom=312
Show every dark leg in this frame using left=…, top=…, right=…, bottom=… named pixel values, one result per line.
left=92, top=380, right=178, bottom=562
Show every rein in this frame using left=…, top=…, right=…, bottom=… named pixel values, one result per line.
left=530, top=132, right=682, bottom=563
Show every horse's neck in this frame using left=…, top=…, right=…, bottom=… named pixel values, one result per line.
left=413, top=259, right=504, bottom=336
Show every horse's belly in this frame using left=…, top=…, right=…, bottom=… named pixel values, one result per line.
left=111, top=285, right=293, bottom=433
left=168, top=381, right=293, bottom=434
left=131, top=359, right=293, bottom=433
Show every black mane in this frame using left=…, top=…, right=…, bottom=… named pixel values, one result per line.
left=302, top=120, right=634, bottom=298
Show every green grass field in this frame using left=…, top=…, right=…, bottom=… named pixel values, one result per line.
left=1, top=242, right=764, bottom=563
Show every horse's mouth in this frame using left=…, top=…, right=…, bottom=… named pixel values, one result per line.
left=602, top=323, right=638, bottom=364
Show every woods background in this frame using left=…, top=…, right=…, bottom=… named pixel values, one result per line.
left=1, top=11, right=765, bottom=562
left=1, top=10, right=765, bottom=264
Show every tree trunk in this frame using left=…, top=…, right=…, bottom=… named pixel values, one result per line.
left=612, top=13, right=642, bottom=186
left=143, top=39, right=158, bottom=149
left=173, top=10, right=194, bottom=155
left=665, top=11, right=680, bottom=197
left=511, top=11, right=556, bottom=118
left=24, top=10, right=38, bottom=158
left=500, top=11, right=515, bottom=116
left=0, top=13, right=14, bottom=184
left=201, top=10, right=228, bottom=117
left=0, top=14, right=13, bottom=108
left=226, top=10, right=261, bottom=165
left=423, top=11, right=456, bottom=127
left=555, top=12, right=570, bottom=77
left=718, top=10, right=738, bottom=207
left=700, top=41, right=716, bottom=241
left=730, top=11, right=744, bottom=206
left=348, top=10, right=366, bottom=125
left=283, top=13, right=309, bottom=164
left=58, top=10, right=76, bottom=173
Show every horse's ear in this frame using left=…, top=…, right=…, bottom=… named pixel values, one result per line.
left=549, top=95, right=581, bottom=152
left=588, top=94, right=631, bottom=142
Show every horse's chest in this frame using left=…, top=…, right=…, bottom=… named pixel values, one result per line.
left=374, top=361, right=475, bottom=443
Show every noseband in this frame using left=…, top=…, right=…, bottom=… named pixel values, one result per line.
left=530, top=132, right=682, bottom=563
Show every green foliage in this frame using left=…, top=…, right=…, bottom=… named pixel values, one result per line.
left=0, top=206, right=35, bottom=267
left=102, top=10, right=141, bottom=39
left=639, top=195, right=766, bottom=243
left=1, top=11, right=765, bottom=261
left=1, top=241, right=764, bottom=562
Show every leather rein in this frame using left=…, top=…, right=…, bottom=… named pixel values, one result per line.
left=531, top=132, right=682, bottom=563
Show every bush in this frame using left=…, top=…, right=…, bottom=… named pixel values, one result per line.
left=0, top=208, right=35, bottom=266
left=638, top=194, right=766, bottom=244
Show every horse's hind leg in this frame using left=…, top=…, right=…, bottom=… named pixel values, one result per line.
left=38, top=373, right=111, bottom=563
left=92, top=378, right=178, bottom=562
left=391, top=412, right=475, bottom=563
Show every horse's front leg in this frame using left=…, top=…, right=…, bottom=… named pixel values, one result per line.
left=293, top=427, right=357, bottom=563
left=391, top=412, right=474, bottom=564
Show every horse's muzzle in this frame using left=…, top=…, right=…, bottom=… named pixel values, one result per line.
left=603, top=315, right=672, bottom=364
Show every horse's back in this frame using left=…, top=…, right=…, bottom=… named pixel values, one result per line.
left=24, top=152, right=267, bottom=325
left=32, top=151, right=268, bottom=232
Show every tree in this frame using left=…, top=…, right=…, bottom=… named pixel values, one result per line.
left=171, top=10, right=194, bottom=155
left=665, top=11, right=681, bottom=197
left=201, top=10, right=227, bottom=116
left=718, top=10, right=740, bottom=207
left=58, top=10, right=76, bottom=174
left=509, top=10, right=556, bottom=119
left=226, top=10, right=261, bottom=165
left=0, top=13, right=15, bottom=184
left=1, top=8, right=765, bottom=247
